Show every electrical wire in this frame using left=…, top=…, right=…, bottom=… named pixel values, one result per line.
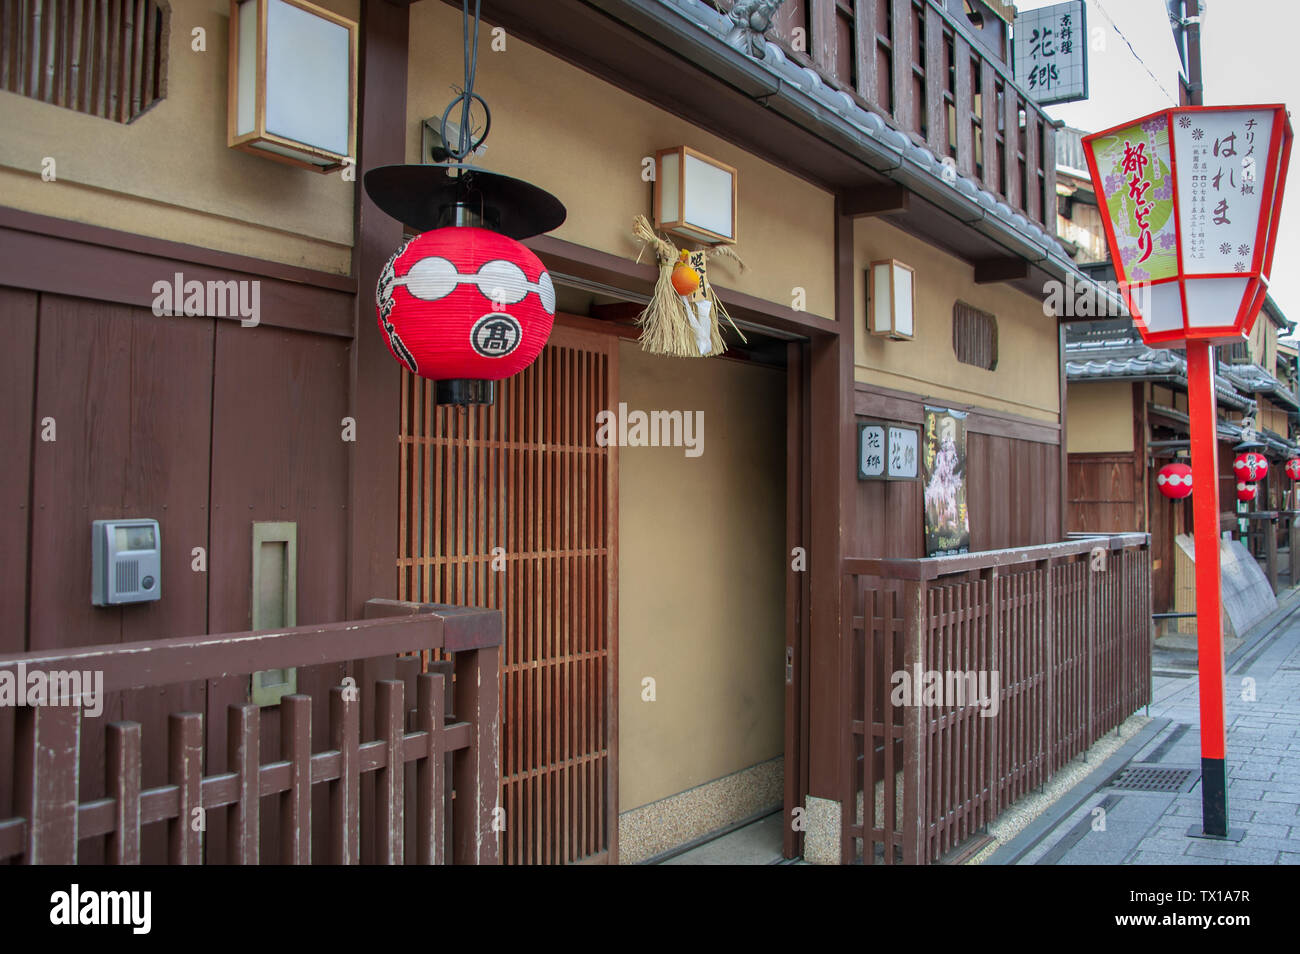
left=1091, top=0, right=1179, bottom=106
left=440, top=0, right=492, bottom=162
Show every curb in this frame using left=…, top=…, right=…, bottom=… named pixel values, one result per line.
left=984, top=717, right=1171, bottom=866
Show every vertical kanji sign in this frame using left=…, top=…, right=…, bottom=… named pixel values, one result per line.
left=1084, top=105, right=1293, bottom=840
left=1013, top=1, right=1089, bottom=105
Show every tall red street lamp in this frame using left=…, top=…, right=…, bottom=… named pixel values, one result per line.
left=1085, top=104, right=1292, bottom=840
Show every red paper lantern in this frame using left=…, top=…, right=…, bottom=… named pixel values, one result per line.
left=376, top=226, right=555, bottom=383
left=1236, top=481, right=1257, bottom=503
left=1156, top=462, right=1193, bottom=499
left=1286, top=457, right=1300, bottom=481
left=1233, top=451, right=1267, bottom=483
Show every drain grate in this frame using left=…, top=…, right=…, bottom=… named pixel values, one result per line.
left=1107, top=765, right=1199, bottom=793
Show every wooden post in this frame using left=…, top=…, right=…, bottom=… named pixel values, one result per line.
left=985, top=566, right=1000, bottom=819
left=901, top=579, right=928, bottom=865
left=280, top=694, right=312, bottom=865
left=452, top=645, right=502, bottom=865
left=168, top=712, right=203, bottom=864
left=106, top=721, right=142, bottom=865
left=1290, top=511, right=1300, bottom=585
left=16, top=704, right=80, bottom=864
left=1040, top=559, right=1056, bottom=775
left=1266, top=514, right=1279, bottom=594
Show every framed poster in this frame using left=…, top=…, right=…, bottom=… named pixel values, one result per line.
left=923, top=407, right=970, bottom=556
left=859, top=422, right=921, bottom=481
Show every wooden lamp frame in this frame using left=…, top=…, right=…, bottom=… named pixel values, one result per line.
left=652, top=145, right=739, bottom=246
left=227, top=0, right=359, bottom=173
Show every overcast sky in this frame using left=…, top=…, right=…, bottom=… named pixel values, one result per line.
left=1013, top=0, right=1299, bottom=335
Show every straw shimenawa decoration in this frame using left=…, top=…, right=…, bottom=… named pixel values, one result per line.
left=632, top=214, right=747, bottom=357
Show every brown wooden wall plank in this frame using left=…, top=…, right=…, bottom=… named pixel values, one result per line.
left=890, top=0, right=912, bottom=128
left=953, top=34, right=973, bottom=178
left=923, top=3, right=946, bottom=156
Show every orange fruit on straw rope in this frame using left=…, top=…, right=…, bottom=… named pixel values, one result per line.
left=671, top=252, right=700, bottom=295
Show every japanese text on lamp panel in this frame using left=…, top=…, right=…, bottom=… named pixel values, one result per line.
left=1172, top=110, right=1272, bottom=276
left=1091, top=111, right=1273, bottom=283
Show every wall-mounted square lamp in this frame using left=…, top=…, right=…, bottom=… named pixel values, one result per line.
left=867, top=259, right=915, bottom=339
left=228, top=0, right=358, bottom=172
left=653, top=146, right=738, bottom=245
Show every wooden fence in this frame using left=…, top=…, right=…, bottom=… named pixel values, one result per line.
left=842, top=533, right=1151, bottom=864
left=0, top=600, right=501, bottom=864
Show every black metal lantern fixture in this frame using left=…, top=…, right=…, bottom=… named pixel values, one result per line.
left=363, top=0, right=567, bottom=406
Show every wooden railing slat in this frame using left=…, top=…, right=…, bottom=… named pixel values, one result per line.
left=17, top=703, right=80, bottom=864
left=167, top=712, right=203, bottom=864
left=280, top=694, right=312, bottom=865
left=329, top=685, right=361, bottom=865
left=375, top=679, right=405, bottom=865
left=227, top=704, right=260, bottom=864
left=106, top=720, right=141, bottom=864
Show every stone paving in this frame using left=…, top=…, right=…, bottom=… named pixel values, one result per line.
left=1010, top=594, right=1300, bottom=865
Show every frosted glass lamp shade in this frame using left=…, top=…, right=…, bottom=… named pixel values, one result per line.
left=653, top=146, right=738, bottom=245
left=228, top=0, right=357, bottom=172
left=868, top=259, right=915, bottom=339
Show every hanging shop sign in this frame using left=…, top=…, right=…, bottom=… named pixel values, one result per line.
left=1156, top=461, right=1193, bottom=499
left=858, top=422, right=921, bottom=481
left=923, top=407, right=970, bottom=556
left=1012, top=1, right=1088, bottom=106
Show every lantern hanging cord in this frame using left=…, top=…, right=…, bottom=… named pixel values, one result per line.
left=440, top=0, right=492, bottom=162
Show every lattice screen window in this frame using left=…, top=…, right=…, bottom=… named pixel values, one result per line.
left=953, top=300, right=998, bottom=370
left=1, top=0, right=169, bottom=124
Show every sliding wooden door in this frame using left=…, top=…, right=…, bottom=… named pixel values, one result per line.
left=398, top=319, right=619, bottom=863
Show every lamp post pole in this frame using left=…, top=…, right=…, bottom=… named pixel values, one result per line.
left=1186, top=339, right=1229, bottom=837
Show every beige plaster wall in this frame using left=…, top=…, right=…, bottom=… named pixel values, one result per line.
left=853, top=216, right=1062, bottom=422
left=407, top=2, right=835, bottom=319
left=0, top=0, right=357, bottom=273
left=1066, top=381, right=1135, bottom=454
left=616, top=341, right=786, bottom=811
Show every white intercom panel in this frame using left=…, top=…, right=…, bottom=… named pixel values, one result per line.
left=92, top=519, right=161, bottom=606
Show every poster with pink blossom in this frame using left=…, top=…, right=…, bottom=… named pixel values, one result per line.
left=923, top=407, right=970, bottom=557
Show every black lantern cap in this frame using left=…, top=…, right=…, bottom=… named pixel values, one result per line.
left=363, top=163, right=566, bottom=240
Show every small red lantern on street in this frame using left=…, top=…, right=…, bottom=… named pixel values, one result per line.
left=1156, top=462, right=1193, bottom=499
left=1286, top=457, right=1300, bottom=480
left=1233, top=451, right=1267, bottom=482
left=1236, top=481, right=1258, bottom=503
left=376, top=226, right=556, bottom=401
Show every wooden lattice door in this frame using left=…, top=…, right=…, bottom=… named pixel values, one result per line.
left=398, top=320, right=619, bottom=864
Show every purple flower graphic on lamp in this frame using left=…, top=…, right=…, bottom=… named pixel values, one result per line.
left=1104, top=173, right=1123, bottom=193
left=1238, top=244, right=1251, bottom=256
left=1192, top=128, right=1204, bottom=141
left=1159, top=233, right=1176, bottom=250
left=1219, top=242, right=1233, bottom=255
left=1178, top=116, right=1192, bottom=129
left=1234, top=261, right=1247, bottom=272
left=1153, top=181, right=1173, bottom=200
left=1142, top=117, right=1164, bottom=134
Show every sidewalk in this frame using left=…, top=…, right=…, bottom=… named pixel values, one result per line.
left=990, top=588, right=1300, bottom=865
